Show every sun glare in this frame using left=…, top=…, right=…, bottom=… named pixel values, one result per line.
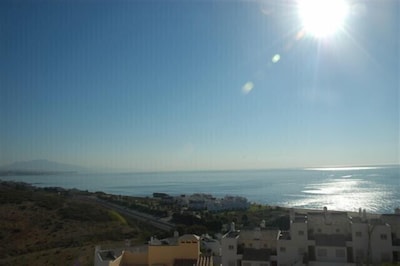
left=298, top=0, right=349, bottom=38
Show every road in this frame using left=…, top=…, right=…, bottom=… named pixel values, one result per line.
left=80, top=195, right=176, bottom=232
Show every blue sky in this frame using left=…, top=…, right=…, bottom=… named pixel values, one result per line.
left=1, top=0, right=398, bottom=171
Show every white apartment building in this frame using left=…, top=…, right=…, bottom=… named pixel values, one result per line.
left=219, top=208, right=400, bottom=266
left=381, top=213, right=400, bottom=262
left=221, top=223, right=242, bottom=266
left=277, top=207, right=400, bottom=266
left=176, top=194, right=250, bottom=212
left=221, top=222, right=279, bottom=266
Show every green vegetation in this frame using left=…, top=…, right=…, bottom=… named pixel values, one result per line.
left=171, top=205, right=289, bottom=235
left=97, top=194, right=169, bottom=217
left=0, top=181, right=158, bottom=266
left=98, top=191, right=290, bottom=235
left=58, top=202, right=114, bottom=222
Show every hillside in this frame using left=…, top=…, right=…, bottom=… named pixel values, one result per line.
left=0, top=159, right=87, bottom=173
left=0, top=181, right=159, bottom=265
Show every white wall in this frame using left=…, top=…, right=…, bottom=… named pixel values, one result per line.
left=221, top=235, right=239, bottom=266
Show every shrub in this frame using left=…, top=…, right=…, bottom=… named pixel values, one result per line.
left=108, top=210, right=128, bottom=225
left=58, top=202, right=112, bottom=222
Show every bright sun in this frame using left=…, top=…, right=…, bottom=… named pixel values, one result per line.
left=298, top=0, right=349, bottom=38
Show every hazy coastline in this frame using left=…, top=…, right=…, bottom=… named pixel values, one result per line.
left=1, top=165, right=399, bottom=214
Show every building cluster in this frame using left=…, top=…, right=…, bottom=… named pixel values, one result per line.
left=183, top=194, right=250, bottom=212
left=154, top=193, right=250, bottom=212
left=95, top=207, right=400, bottom=266
left=220, top=207, right=400, bottom=266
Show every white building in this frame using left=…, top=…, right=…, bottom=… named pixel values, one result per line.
left=221, top=222, right=279, bottom=266
left=351, top=216, right=392, bottom=264
left=277, top=207, right=399, bottom=266
left=221, top=223, right=242, bottom=266
left=201, top=235, right=222, bottom=256
left=381, top=213, right=400, bottom=262
left=239, top=227, right=279, bottom=251
left=177, top=194, right=250, bottom=212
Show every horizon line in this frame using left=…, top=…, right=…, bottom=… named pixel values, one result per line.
left=115, top=163, right=399, bottom=175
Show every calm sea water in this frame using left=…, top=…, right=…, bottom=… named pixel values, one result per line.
left=2, top=166, right=399, bottom=214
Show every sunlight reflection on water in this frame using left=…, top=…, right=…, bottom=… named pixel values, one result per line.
left=284, top=176, right=394, bottom=212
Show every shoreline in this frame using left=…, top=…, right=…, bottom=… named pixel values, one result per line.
left=1, top=178, right=397, bottom=216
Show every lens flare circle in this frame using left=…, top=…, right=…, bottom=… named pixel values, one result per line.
left=298, top=0, right=349, bottom=38
left=242, top=81, right=254, bottom=94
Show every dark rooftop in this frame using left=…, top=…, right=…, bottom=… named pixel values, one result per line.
left=224, top=231, right=240, bottom=238
left=293, top=215, right=307, bottom=223
left=99, top=251, right=117, bottom=261
left=308, top=211, right=347, bottom=217
left=351, top=216, right=364, bottom=223
left=381, top=213, right=400, bottom=218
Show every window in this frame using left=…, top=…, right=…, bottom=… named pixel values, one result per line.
left=280, top=247, right=286, bottom=253
left=317, top=228, right=321, bottom=233
left=355, top=231, right=362, bottom=237
left=380, top=234, right=387, bottom=240
left=298, top=230, right=304, bottom=236
left=335, top=228, right=340, bottom=233
left=317, top=248, right=327, bottom=257
left=336, top=249, right=345, bottom=257
left=228, top=245, right=234, bottom=250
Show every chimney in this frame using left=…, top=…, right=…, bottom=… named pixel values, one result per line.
left=230, top=222, right=235, bottom=231
left=323, top=207, right=331, bottom=224
left=260, top=220, right=266, bottom=228
left=289, top=208, right=295, bottom=221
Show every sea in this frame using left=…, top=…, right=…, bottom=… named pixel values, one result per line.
left=1, top=165, right=399, bottom=214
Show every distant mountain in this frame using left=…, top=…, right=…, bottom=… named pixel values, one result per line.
left=0, top=159, right=87, bottom=173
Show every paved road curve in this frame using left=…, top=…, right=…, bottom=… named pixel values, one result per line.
left=80, top=195, right=176, bottom=232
